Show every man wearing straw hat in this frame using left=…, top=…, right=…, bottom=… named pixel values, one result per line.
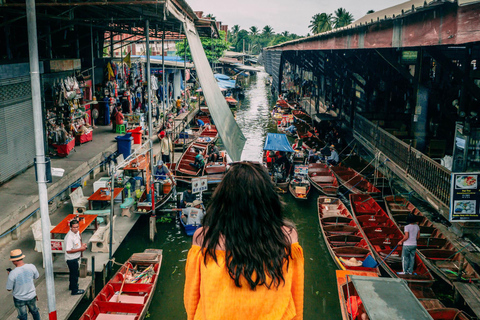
left=6, top=249, right=41, bottom=320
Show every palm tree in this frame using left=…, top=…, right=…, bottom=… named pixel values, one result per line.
left=281, top=31, right=289, bottom=37
left=333, top=8, right=354, bottom=29
left=249, top=26, right=259, bottom=36
left=262, top=25, right=274, bottom=38
left=309, top=13, right=333, bottom=34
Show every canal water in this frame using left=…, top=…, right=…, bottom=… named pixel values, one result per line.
left=71, top=71, right=341, bottom=319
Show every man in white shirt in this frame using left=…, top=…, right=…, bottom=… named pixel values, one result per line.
left=159, top=132, right=173, bottom=163
left=6, top=249, right=40, bottom=320
left=64, top=219, right=87, bottom=295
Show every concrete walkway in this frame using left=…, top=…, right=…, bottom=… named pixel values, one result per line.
left=0, top=106, right=198, bottom=320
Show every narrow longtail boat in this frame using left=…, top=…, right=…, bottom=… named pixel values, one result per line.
left=263, top=133, right=295, bottom=193
left=307, top=163, right=339, bottom=196
left=288, top=164, right=310, bottom=200
left=292, top=109, right=312, bottom=123
left=384, top=195, right=480, bottom=285
left=294, top=121, right=314, bottom=139
left=79, top=249, right=163, bottom=320
left=336, top=270, right=435, bottom=320
left=175, top=142, right=208, bottom=177
left=331, top=165, right=381, bottom=197
left=319, top=197, right=381, bottom=276
left=349, top=194, right=435, bottom=286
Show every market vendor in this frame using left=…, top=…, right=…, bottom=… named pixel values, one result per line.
left=155, top=160, right=171, bottom=180
left=181, top=199, right=204, bottom=225
left=180, top=189, right=197, bottom=208
left=115, top=106, right=127, bottom=129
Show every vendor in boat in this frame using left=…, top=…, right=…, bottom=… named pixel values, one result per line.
left=266, top=150, right=276, bottom=168
left=308, top=148, right=320, bottom=163
left=181, top=189, right=197, bottom=208
left=190, top=149, right=205, bottom=170
left=285, top=124, right=297, bottom=135
left=181, top=199, right=204, bottom=225
left=276, top=152, right=291, bottom=177
left=154, top=160, right=171, bottom=180
left=184, top=162, right=304, bottom=319
left=326, top=145, right=339, bottom=166
left=207, top=143, right=220, bottom=162
left=196, top=118, right=206, bottom=128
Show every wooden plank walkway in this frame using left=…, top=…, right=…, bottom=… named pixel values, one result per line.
left=453, top=282, right=480, bottom=318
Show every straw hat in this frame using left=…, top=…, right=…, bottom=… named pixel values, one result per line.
left=192, top=200, right=202, bottom=207
left=330, top=144, right=335, bottom=149
left=10, top=249, right=25, bottom=261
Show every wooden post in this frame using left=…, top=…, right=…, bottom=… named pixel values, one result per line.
left=90, top=256, right=95, bottom=299
left=149, top=215, right=156, bottom=241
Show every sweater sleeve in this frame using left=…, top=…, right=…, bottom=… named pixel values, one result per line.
left=291, top=243, right=305, bottom=320
left=184, top=246, right=202, bottom=320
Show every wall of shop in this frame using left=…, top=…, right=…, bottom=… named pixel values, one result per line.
left=0, top=63, right=43, bottom=184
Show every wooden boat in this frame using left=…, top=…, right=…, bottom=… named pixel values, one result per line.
left=428, top=308, right=472, bottom=320
left=336, top=270, right=434, bottom=320
left=176, top=142, right=208, bottom=176
left=294, top=120, right=314, bottom=139
left=319, top=197, right=381, bottom=275
left=289, top=165, right=310, bottom=200
left=79, top=249, right=163, bottom=320
left=307, top=163, right=339, bottom=196
left=349, top=194, right=435, bottom=286
left=331, top=164, right=381, bottom=196
left=292, top=109, right=312, bottom=123
left=384, top=195, right=480, bottom=285
left=173, top=127, right=204, bottom=151
left=340, top=154, right=389, bottom=191
left=225, top=96, right=238, bottom=107
left=263, top=133, right=295, bottom=193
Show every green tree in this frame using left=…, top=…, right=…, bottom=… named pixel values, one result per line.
left=249, top=26, right=259, bottom=36
left=281, top=31, right=289, bottom=37
left=175, top=30, right=230, bottom=64
left=262, top=25, right=274, bottom=38
left=309, top=13, right=333, bottom=34
left=229, top=24, right=240, bottom=43
left=235, top=29, right=250, bottom=52
left=333, top=8, right=354, bottom=28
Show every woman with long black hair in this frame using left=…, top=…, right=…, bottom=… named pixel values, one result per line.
left=184, top=161, right=304, bottom=320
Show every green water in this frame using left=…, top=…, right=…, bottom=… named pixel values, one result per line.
left=71, top=72, right=341, bottom=319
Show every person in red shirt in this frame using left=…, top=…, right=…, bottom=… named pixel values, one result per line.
left=115, top=106, right=127, bottom=129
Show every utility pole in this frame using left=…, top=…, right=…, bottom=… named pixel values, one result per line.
left=26, top=0, right=57, bottom=319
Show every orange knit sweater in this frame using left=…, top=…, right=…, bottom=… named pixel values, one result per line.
left=184, top=243, right=304, bottom=320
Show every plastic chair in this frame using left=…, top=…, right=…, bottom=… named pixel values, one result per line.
left=116, top=124, right=126, bottom=134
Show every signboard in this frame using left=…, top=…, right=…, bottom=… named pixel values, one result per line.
left=51, top=239, right=65, bottom=253
left=192, top=177, right=208, bottom=194
left=450, top=172, right=480, bottom=222
left=401, top=51, right=418, bottom=64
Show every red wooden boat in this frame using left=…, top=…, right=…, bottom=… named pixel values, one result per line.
left=307, top=163, right=339, bottom=196
left=349, top=194, right=435, bottom=286
left=428, top=308, right=472, bottom=320
left=176, top=142, right=208, bottom=176
left=79, top=249, right=162, bottom=320
left=318, top=196, right=381, bottom=276
left=294, top=120, right=314, bottom=139
left=292, top=109, right=312, bottom=123
left=384, top=195, right=480, bottom=285
left=288, top=165, right=310, bottom=200
left=331, top=165, right=381, bottom=196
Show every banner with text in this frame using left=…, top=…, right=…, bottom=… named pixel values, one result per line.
left=450, top=172, right=480, bottom=222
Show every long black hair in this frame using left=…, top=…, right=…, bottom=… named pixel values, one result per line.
left=198, top=161, right=293, bottom=290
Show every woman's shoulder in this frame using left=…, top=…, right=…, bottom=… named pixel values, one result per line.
left=192, top=227, right=204, bottom=247
left=282, top=225, right=298, bottom=244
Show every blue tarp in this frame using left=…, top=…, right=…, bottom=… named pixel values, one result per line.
left=214, top=73, right=231, bottom=81
left=263, top=133, right=295, bottom=152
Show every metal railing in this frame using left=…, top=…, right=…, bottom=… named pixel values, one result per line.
left=354, top=114, right=451, bottom=205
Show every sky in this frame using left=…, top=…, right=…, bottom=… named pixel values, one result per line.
left=189, top=0, right=409, bottom=36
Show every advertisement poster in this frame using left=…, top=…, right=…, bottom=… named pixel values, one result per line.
left=192, top=177, right=208, bottom=194
left=450, top=172, right=480, bottom=222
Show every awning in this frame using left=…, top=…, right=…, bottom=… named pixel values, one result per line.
left=184, top=20, right=246, bottom=161
left=350, top=275, right=433, bottom=320
left=263, top=133, right=295, bottom=152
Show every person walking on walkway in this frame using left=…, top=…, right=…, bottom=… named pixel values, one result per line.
left=184, top=162, right=304, bottom=320
left=6, top=249, right=41, bottom=320
left=64, top=219, right=87, bottom=295
left=159, top=132, right=173, bottom=163
left=398, top=215, right=420, bottom=275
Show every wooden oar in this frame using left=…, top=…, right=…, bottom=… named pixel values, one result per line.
left=116, top=264, right=134, bottom=302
